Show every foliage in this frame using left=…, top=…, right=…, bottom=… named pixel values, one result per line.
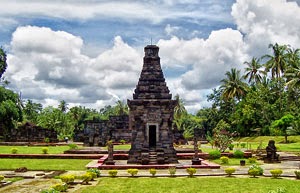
left=228, top=144, right=234, bottom=150
left=127, top=169, right=138, bottom=177
left=270, top=169, right=283, bottom=179
left=149, top=168, right=156, bottom=176
left=22, top=99, right=42, bottom=124
left=294, top=170, right=300, bottom=179
left=220, top=156, right=229, bottom=164
left=68, top=143, right=78, bottom=150
left=209, top=150, right=221, bottom=160
left=42, top=147, right=49, bottom=154
left=212, top=120, right=236, bottom=152
left=11, top=148, right=18, bottom=154
left=0, top=175, right=4, bottom=181
left=0, top=47, right=7, bottom=79
left=271, top=114, right=295, bottom=143
left=119, top=139, right=126, bottom=144
left=186, top=168, right=196, bottom=177
left=224, top=167, right=236, bottom=176
left=81, top=172, right=93, bottom=184
left=168, top=167, right=176, bottom=177
left=60, top=174, right=75, bottom=184
left=248, top=157, right=257, bottom=164
left=248, top=164, right=264, bottom=177
left=44, top=137, right=50, bottom=143
left=87, top=171, right=97, bottom=180
left=41, top=188, right=61, bottom=193
left=108, top=170, right=118, bottom=177
left=233, top=150, right=244, bottom=158
left=88, top=168, right=101, bottom=177
left=240, top=143, right=246, bottom=148
left=51, top=183, right=68, bottom=192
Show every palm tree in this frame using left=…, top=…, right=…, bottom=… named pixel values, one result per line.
left=285, top=48, right=300, bottom=88
left=173, top=94, right=188, bottom=130
left=263, top=43, right=289, bottom=79
left=58, top=100, right=68, bottom=113
left=0, top=47, right=7, bottom=79
left=220, top=68, right=248, bottom=101
left=243, top=57, right=266, bottom=84
left=114, top=100, right=128, bottom=115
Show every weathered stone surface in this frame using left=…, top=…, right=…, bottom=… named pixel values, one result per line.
left=128, top=45, right=178, bottom=164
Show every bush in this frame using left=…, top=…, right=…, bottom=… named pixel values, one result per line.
left=220, top=156, right=229, bottom=164
left=186, top=168, right=196, bottom=177
left=209, top=150, right=221, bottom=159
left=119, top=139, right=126, bottom=144
left=228, top=144, right=234, bottom=150
left=81, top=172, right=93, bottom=184
left=168, top=167, right=176, bottom=177
left=149, top=168, right=156, bottom=176
left=224, top=167, right=236, bottom=176
left=51, top=183, right=68, bottom=192
left=0, top=175, right=4, bottom=181
left=41, top=188, right=60, bottom=193
left=88, top=168, right=101, bottom=177
left=87, top=171, right=97, bottom=180
left=270, top=169, right=283, bottom=179
left=294, top=170, right=300, bottom=179
left=248, top=157, right=257, bottom=164
left=11, top=148, right=18, bottom=154
left=108, top=170, right=118, bottom=177
left=42, top=147, right=49, bottom=154
left=248, top=164, right=263, bottom=177
left=241, top=143, right=246, bottom=148
left=127, top=169, right=138, bottom=177
left=68, top=143, right=78, bottom=150
left=60, top=174, right=75, bottom=184
left=233, top=150, right=244, bottom=158
left=44, top=137, right=50, bottom=143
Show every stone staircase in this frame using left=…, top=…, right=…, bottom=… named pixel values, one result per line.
left=149, top=149, right=157, bottom=164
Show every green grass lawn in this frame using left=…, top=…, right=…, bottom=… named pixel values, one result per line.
left=0, top=145, right=71, bottom=154
left=102, top=144, right=131, bottom=150
left=0, top=158, right=90, bottom=170
left=211, top=158, right=261, bottom=166
left=75, top=177, right=300, bottom=193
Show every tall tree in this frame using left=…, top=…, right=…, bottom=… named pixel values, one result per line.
left=23, top=100, right=43, bottom=123
left=263, top=43, right=289, bottom=79
left=0, top=48, right=7, bottom=80
left=114, top=100, right=128, bottom=116
left=58, top=100, right=68, bottom=113
left=173, top=94, right=188, bottom=130
left=243, top=57, right=266, bottom=84
left=285, top=48, right=300, bottom=88
left=220, top=68, right=248, bottom=101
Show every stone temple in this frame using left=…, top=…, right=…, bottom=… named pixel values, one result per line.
left=127, top=45, right=178, bottom=164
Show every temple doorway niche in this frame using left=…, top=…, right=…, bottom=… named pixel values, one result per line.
left=148, top=124, right=158, bottom=148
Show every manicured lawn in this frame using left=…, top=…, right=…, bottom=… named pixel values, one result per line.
left=0, top=145, right=71, bottom=154
left=0, top=158, right=90, bottom=170
left=211, top=158, right=261, bottom=166
left=102, top=144, right=131, bottom=150
left=75, top=177, right=300, bottom=193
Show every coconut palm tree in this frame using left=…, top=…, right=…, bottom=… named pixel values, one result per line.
left=58, top=100, right=68, bottom=113
left=263, top=43, right=289, bottom=79
left=220, top=68, right=248, bottom=101
left=243, top=57, right=266, bottom=84
left=285, top=48, right=300, bottom=88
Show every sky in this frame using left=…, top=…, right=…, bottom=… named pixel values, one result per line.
left=0, top=0, right=300, bottom=113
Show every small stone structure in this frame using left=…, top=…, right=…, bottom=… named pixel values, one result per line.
left=264, top=140, right=280, bottom=163
left=4, top=122, right=58, bottom=143
left=77, top=115, right=130, bottom=146
left=127, top=45, right=178, bottom=164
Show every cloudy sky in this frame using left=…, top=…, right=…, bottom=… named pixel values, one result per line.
left=1, top=0, right=300, bottom=113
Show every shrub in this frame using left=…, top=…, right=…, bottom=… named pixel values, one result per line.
left=186, top=168, right=196, bottom=177
left=248, top=157, right=257, bottom=164
left=270, top=169, right=283, bottom=179
left=51, top=183, right=68, bottom=192
left=127, top=169, right=138, bottom=177
left=209, top=150, right=221, bottom=159
left=0, top=175, right=4, bottom=181
left=224, top=167, right=236, bottom=177
left=68, top=143, right=78, bottom=150
left=241, top=143, right=246, bottom=148
left=11, top=148, right=18, bottom=154
left=41, top=188, right=60, bottom=193
left=60, top=174, right=75, bottom=184
left=233, top=150, right=244, bottom=158
left=228, top=144, right=234, bottom=150
left=248, top=164, right=263, bottom=177
left=220, top=156, right=229, bottom=164
left=81, top=172, right=93, bottom=184
left=168, top=167, right=176, bottom=177
left=42, top=147, right=49, bottom=154
left=108, top=170, right=118, bottom=177
left=294, top=170, right=300, bottom=179
left=87, top=171, right=97, bottom=180
left=44, top=137, right=50, bottom=143
left=119, top=139, right=126, bottom=144
left=88, top=168, right=101, bottom=177
left=149, top=168, right=156, bottom=176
